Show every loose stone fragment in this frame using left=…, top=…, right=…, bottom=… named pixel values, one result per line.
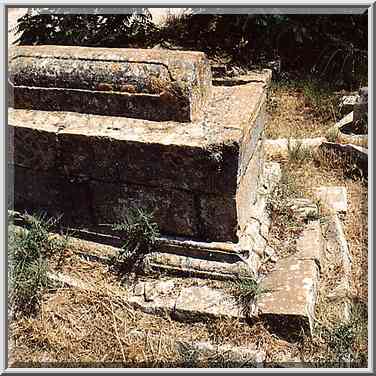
left=314, top=186, right=348, bottom=213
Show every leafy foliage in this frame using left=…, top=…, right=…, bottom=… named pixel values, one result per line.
left=112, top=208, right=160, bottom=273
left=14, top=10, right=367, bottom=88
left=15, top=9, right=157, bottom=47
left=8, top=213, right=68, bottom=318
left=161, top=12, right=367, bottom=88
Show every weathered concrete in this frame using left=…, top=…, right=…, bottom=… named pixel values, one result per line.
left=9, top=69, right=271, bottom=242
left=9, top=45, right=212, bottom=122
left=314, top=186, right=348, bottom=214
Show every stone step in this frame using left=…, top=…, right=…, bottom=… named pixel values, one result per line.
left=143, top=252, right=255, bottom=281
left=48, top=217, right=323, bottom=337
left=258, top=220, right=323, bottom=334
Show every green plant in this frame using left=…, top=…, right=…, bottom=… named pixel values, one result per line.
left=304, top=300, right=368, bottom=365
left=229, top=277, right=270, bottom=318
left=287, top=140, right=313, bottom=163
left=8, top=213, right=68, bottom=318
left=112, top=208, right=160, bottom=273
left=326, top=127, right=339, bottom=143
left=306, top=210, right=320, bottom=222
left=15, top=9, right=157, bottom=48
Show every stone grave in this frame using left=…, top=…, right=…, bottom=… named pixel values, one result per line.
left=9, top=45, right=275, bottom=278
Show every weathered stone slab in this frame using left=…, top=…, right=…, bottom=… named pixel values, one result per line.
left=198, top=194, right=238, bottom=242
left=9, top=112, right=60, bottom=171
left=174, top=286, right=243, bottom=321
left=12, top=166, right=63, bottom=217
left=13, top=166, right=92, bottom=226
left=321, top=214, right=352, bottom=322
left=314, top=186, right=348, bottom=213
left=258, top=220, right=321, bottom=333
left=295, top=220, right=323, bottom=265
left=143, top=252, right=254, bottom=281
left=258, top=256, right=319, bottom=333
left=288, top=198, right=319, bottom=220
left=338, top=133, right=368, bottom=147
left=334, top=111, right=353, bottom=130
left=237, top=139, right=264, bottom=228
left=9, top=45, right=212, bottom=122
left=59, top=128, right=239, bottom=194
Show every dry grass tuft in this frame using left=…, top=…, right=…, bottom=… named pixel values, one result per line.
left=266, top=81, right=339, bottom=140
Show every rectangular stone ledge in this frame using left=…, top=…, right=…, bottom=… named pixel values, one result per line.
left=8, top=73, right=269, bottom=243
left=143, top=252, right=254, bottom=281
left=58, top=131, right=240, bottom=195
left=8, top=76, right=268, bottom=194
left=258, top=257, right=319, bottom=334
left=9, top=45, right=212, bottom=122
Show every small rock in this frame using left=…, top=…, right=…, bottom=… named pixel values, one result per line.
left=144, top=282, right=158, bottom=302
left=288, top=198, right=318, bottom=220
left=133, top=282, right=144, bottom=296
left=339, top=96, right=359, bottom=115
left=264, top=246, right=278, bottom=262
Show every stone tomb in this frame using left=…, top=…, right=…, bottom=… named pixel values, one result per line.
left=8, top=45, right=271, bottom=273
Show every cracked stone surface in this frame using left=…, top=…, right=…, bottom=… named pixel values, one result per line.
left=143, top=252, right=254, bottom=281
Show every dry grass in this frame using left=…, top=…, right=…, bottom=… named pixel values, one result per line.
left=9, top=285, right=286, bottom=367
left=264, top=80, right=367, bottom=366
left=266, top=81, right=339, bottom=139
left=270, top=148, right=367, bottom=363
